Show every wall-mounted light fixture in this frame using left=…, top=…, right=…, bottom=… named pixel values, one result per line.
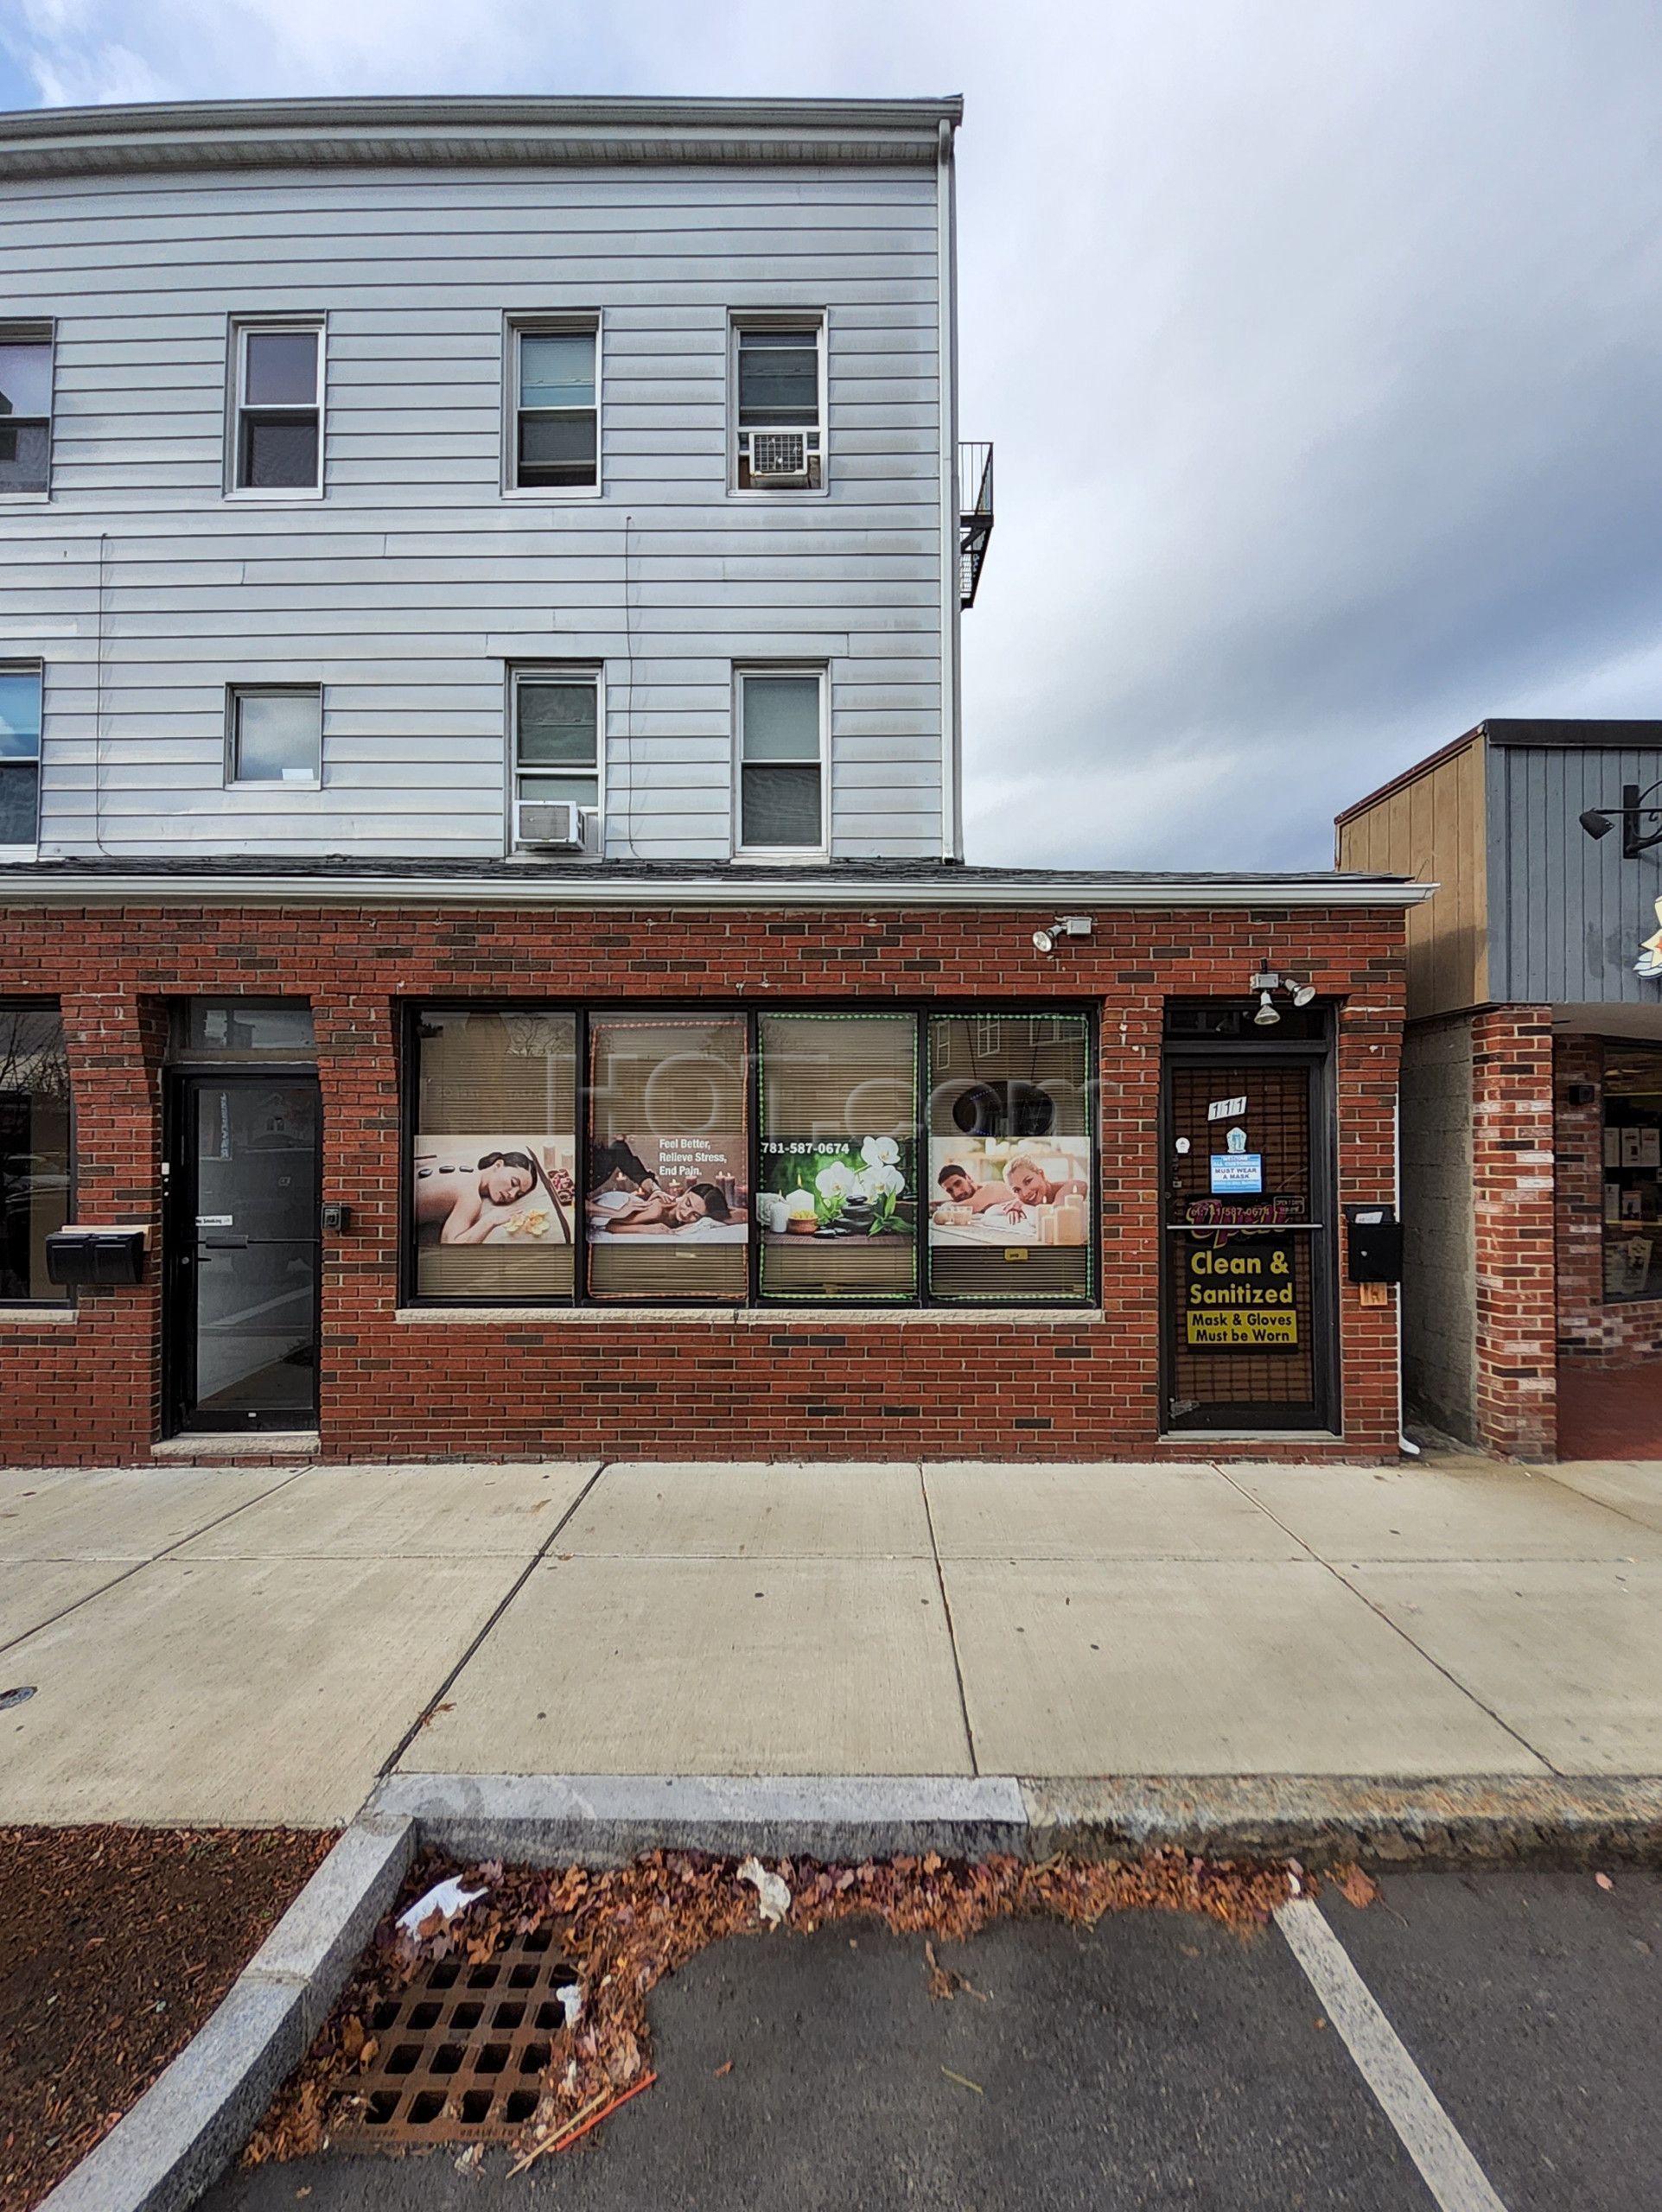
left=1580, top=781, right=1662, bottom=859
left=1032, top=915, right=1094, bottom=956
left=1247, top=968, right=1317, bottom=1019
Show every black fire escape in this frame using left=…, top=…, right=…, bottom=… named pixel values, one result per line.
left=958, top=441, right=994, bottom=609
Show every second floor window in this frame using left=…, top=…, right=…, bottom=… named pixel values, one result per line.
left=228, top=686, right=322, bottom=785
left=512, top=326, right=598, bottom=491
left=233, top=323, right=323, bottom=493
left=735, top=321, right=824, bottom=490
left=737, top=670, right=824, bottom=853
left=0, top=666, right=43, bottom=847
left=513, top=671, right=601, bottom=849
left=0, top=331, right=53, bottom=496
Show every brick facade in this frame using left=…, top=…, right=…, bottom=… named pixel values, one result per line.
left=1470, top=1005, right=1558, bottom=1460
left=1555, top=1034, right=1662, bottom=1370
left=0, top=897, right=1408, bottom=1467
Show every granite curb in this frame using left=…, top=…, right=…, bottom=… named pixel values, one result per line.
left=37, top=1812, right=415, bottom=2212
left=372, top=1770, right=1662, bottom=1868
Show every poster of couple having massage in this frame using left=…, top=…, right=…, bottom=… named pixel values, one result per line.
left=927, top=1137, right=1092, bottom=1247
left=412, top=1135, right=576, bottom=1247
left=586, top=1132, right=750, bottom=1243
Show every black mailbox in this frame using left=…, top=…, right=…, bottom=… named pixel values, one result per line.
left=1343, top=1205, right=1403, bottom=1285
left=45, top=1227, right=148, bottom=1287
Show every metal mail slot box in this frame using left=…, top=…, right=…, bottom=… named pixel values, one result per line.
left=1342, top=1205, right=1404, bottom=1285
left=45, top=1226, right=149, bottom=1287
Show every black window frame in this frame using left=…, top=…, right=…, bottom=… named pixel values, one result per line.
left=0, top=996, right=74, bottom=1309
left=400, top=1000, right=1100, bottom=1312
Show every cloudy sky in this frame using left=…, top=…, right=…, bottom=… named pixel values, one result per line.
left=3, top=0, right=1660, bottom=870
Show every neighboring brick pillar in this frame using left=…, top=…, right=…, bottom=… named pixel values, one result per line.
left=1471, top=1005, right=1557, bottom=1459
left=311, top=995, right=401, bottom=1458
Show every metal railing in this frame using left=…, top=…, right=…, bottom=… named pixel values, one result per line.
left=958, top=440, right=994, bottom=608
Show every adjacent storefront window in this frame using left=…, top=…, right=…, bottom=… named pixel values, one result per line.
left=1602, top=1046, right=1662, bottom=1304
left=0, top=1004, right=72, bottom=1303
left=413, top=1010, right=578, bottom=1301
left=925, top=1014, right=1094, bottom=1302
left=405, top=1007, right=1098, bottom=1308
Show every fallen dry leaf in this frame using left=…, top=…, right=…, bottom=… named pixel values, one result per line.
left=1595, top=1872, right=1614, bottom=1891
left=1334, top=1865, right=1379, bottom=1910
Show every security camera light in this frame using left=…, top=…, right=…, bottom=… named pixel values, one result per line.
left=1031, top=928, right=1055, bottom=954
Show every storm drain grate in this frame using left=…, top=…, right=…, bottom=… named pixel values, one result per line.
left=334, top=1923, right=582, bottom=2149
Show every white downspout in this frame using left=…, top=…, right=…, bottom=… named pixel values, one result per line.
left=937, top=116, right=962, bottom=861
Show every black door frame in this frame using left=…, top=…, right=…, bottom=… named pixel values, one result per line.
left=1158, top=1033, right=1340, bottom=1435
left=162, top=1066, right=322, bottom=1435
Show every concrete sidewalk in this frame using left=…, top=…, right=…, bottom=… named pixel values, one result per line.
left=0, top=1455, right=1659, bottom=1826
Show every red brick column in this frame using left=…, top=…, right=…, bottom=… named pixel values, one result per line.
left=1471, top=1005, right=1557, bottom=1459
left=312, top=994, right=402, bottom=1458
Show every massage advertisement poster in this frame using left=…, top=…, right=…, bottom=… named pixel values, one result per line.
left=586, top=1131, right=750, bottom=1243
left=413, top=1135, right=576, bottom=1247
left=927, top=1137, right=1091, bottom=1248
left=756, top=1135, right=915, bottom=1241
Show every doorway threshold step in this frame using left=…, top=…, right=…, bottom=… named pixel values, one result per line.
left=150, top=1431, right=321, bottom=1460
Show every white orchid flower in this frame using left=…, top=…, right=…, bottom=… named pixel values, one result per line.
left=865, top=1162, right=905, bottom=1197
left=859, top=1135, right=901, bottom=1167
left=815, top=1160, right=856, bottom=1198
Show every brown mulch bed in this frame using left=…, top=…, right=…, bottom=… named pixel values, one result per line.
left=247, top=1846, right=1365, bottom=2171
left=0, top=1825, right=335, bottom=2212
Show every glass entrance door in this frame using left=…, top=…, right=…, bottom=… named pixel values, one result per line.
left=1162, top=1056, right=1335, bottom=1432
left=167, top=1073, right=320, bottom=1431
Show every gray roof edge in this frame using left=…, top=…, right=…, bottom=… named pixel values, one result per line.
left=0, top=93, right=964, bottom=175
left=0, top=864, right=1435, bottom=911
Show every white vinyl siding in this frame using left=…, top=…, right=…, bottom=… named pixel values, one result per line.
left=0, top=168, right=945, bottom=861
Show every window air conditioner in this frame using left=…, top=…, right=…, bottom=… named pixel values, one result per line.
left=517, top=801, right=585, bottom=850
left=748, top=429, right=811, bottom=485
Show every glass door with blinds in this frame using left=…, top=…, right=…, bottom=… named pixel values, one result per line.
left=1161, top=1021, right=1337, bottom=1433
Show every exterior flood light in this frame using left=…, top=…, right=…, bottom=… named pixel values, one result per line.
left=1579, top=808, right=1614, bottom=841
left=1032, top=928, right=1055, bottom=954
left=1253, top=991, right=1281, bottom=1027
left=1032, top=917, right=1092, bottom=957
left=1289, top=979, right=1317, bottom=1007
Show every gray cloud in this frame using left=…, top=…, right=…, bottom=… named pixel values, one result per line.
left=6, top=0, right=1662, bottom=868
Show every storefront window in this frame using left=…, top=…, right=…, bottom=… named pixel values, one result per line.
left=0, top=1004, right=72, bottom=1303
left=1602, top=1046, right=1662, bottom=1304
left=925, top=1014, right=1095, bottom=1302
left=757, top=1013, right=918, bottom=1301
left=586, top=1016, right=749, bottom=1302
left=413, top=1010, right=578, bottom=1300
left=405, top=1007, right=1098, bottom=1308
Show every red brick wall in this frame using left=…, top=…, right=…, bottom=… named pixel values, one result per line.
left=1471, top=1005, right=1557, bottom=1459
left=0, top=898, right=1407, bottom=1466
left=1555, top=1036, right=1662, bottom=1369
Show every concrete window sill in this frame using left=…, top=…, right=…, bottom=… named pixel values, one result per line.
left=0, top=1306, right=77, bottom=1326
left=393, top=1305, right=1105, bottom=1328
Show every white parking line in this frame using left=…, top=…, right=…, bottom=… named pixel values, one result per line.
left=1276, top=1898, right=1509, bottom=2212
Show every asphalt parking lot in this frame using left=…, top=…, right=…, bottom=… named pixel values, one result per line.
left=203, top=1868, right=1662, bottom=2211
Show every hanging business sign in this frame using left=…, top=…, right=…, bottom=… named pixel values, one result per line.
left=1636, top=894, right=1662, bottom=982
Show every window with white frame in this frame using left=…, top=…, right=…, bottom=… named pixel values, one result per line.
left=513, top=671, right=602, bottom=849
left=0, top=330, right=53, bottom=496
left=510, top=324, right=598, bottom=491
left=0, top=667, right=43, bottom=847
left=733, top=320, right=824, bottom=490
left=228, top=686, right=322, bottom=785
left=232, top=322, right=323, bottom=493
left=737, top=670, right=824, bottom=852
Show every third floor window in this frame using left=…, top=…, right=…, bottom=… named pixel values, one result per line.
left=511, top=324, right=598, bottom=492
left=0, top=330, right=53, bottom=496
left=232, top=322, right=323, bottom=494
left=734, top=320, right=824, bottom=491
